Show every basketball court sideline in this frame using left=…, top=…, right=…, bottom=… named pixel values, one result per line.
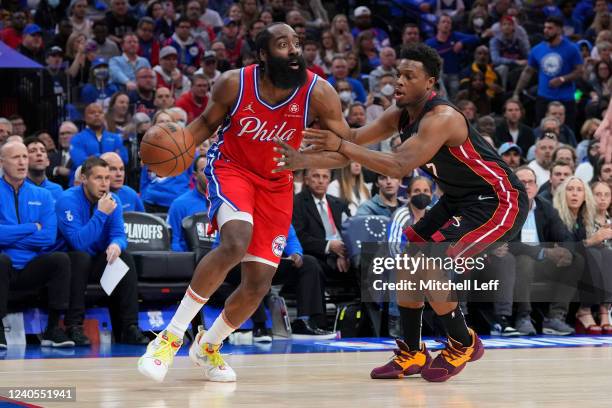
left=1, top=336, right=611, bottom=407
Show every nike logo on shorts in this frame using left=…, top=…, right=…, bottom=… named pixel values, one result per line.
left=478, top=195, right=494, bottom=200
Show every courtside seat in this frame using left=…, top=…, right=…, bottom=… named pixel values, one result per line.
left=123, top=212, right=195, bottom=302
left=181, top=212, right=216, bottom=263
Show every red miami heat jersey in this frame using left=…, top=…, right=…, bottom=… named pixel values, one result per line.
left=212, top=64, right=318, bottom=180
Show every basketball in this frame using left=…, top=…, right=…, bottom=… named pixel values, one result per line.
left=140, top=123, right=196, bottom=177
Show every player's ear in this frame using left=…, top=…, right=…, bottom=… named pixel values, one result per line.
left=427, top=76, right=436, bottom=91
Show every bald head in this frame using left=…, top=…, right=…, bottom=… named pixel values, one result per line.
left=101, top=152, right=125, bottom=190
left=1, top=142, right=28, bottom=183
left=59, top=121, right=78, bottom=149
left=6, top=135, right=23, bottom=144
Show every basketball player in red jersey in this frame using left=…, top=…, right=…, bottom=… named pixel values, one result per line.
left=138, top=23, right=358, bottom=383
left=275, top=43, right=528, bottom=382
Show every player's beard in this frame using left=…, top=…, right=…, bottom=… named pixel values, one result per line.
left=263, top=54, right=307, bottom=89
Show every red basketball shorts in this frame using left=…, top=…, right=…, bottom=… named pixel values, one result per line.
left=205, top=157, right=293, bottom=267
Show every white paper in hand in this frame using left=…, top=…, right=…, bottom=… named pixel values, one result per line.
left=100, top=257, right=129, bottom=296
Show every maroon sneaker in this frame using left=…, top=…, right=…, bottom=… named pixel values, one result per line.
left=370, top=339, right=432, bottom=379
left=421, top=328, right=484, bottom=382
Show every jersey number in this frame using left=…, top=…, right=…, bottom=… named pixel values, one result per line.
left=425, top=163, right=438, bottom=178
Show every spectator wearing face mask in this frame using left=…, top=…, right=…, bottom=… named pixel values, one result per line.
left=366, top=73, right=396, bottom=123
left=334, top=79, right=354, bottom=115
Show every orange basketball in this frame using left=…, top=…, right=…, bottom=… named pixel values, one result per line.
left=140, top=123, right=196, bottom=177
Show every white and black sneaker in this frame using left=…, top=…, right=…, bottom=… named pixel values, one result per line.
left=490, top=316, right=521, bottom=337
left=252, top=326, right=272, bottom=343
left=291, top=319, right=337, bottom=340
left=41, top=327, right=75, bottom=348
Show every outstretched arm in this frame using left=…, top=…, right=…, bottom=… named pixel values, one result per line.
left=312, top=79, right=399, bottom=146
left=301, top=107, right=463, bottom=178
left=187, top=70, right=239, bottom=146
left=273, top=80, right=401, bottom=171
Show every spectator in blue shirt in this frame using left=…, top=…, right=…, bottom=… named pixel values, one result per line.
left=327, top=56, right=367, bottom=103
left=56, top=156, right=148, bottom=345
left=24, top=136, right=63, bottom=202
left=514, top=16, right=584, bottom=131
left=70, top=103, right=128, bottom=177
left=425, top=13, right=479, bottom=97
left=168, top=155, right=208, bottom=252
left=100, top=152, right=144, bottom=212
left=356, top=175, right=401, bottom=217
left=0, top=141, right=74, bottom=349
left=109, top=33, right=151, bottom=90
left=140, top=164, right=192, bottom=213
left=80, top=58, right=120, bottom=105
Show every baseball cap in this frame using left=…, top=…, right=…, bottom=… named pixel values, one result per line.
left=500, top=15, right=514, bottom=25
left=354, top=6, right=371, bottom=18
left=91, top=57, right=108, bottom=69
left=23, top=23, right=42, bottom=36
left=160, top=45, right=178, bottom=59
left=46, top=46, right=63, bottom=57
left=223, top=17, right=237, bottom=26
left=498, top=142, right=522, bottom=156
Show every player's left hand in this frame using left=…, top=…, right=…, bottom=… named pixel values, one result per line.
left=106, top=243, right=121, bottom=264
left=273, top=138, right=306, bottom=172
left=303, top=128, right=342, bottom=152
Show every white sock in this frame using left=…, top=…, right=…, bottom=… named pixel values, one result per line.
left=167, top=286, right=208, bottom=338
left=200, top=310, right=237, bottom=346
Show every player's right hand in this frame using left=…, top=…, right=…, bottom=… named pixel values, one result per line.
left=273, top=138, right=306, bottom=172
left=303, top=128, right=342, bottom=152
left=98, top=193, right=117, bottom=215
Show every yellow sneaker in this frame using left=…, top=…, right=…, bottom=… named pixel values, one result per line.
left=137, top=330, right=182, bottom=382
left=370, top=339, right=432, bottom=379
left=189, top=326, right=236, bottom=382
left=421, top=328, right=485, bottom=382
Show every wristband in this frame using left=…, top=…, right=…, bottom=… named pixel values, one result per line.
left=335, top=138, right=343, bottom=152
left=560, top=76, right=565, bottom=83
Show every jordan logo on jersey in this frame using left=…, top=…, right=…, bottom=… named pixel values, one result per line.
left=237, top=116, right=297, bottom=142
left=243, top=102, right=255, bottom=113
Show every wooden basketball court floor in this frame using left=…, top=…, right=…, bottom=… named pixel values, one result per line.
left=1, top=340, right=612, bottom=407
